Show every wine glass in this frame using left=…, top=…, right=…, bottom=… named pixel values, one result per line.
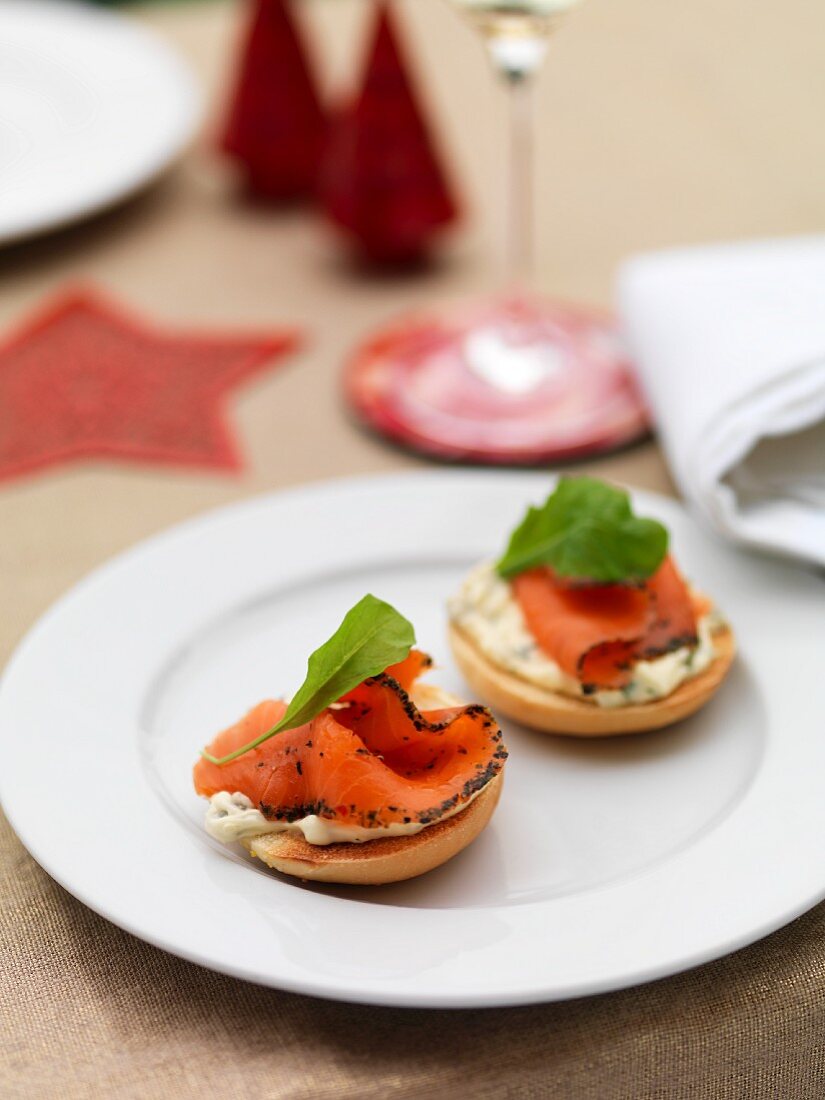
left=449, top=0, right=581, bottom=288
left=347, top=0, right=648, bottom=464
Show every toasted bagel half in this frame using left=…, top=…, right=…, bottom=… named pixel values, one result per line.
left=241, top=773, right=502, bottom=885
left=449, top=622, right=735, bottom=737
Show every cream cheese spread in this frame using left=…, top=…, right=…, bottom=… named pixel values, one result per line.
left=448, top=562, right=722, bottom=709
left=205, top=785, right=485, bottom=847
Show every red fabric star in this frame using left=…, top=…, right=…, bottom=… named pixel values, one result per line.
left=320, top=1, right=459, bottom=265
left=0, top=289, right=299, bottom=482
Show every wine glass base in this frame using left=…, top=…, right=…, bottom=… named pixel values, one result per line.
left=345, top=296, right=650, bottom=464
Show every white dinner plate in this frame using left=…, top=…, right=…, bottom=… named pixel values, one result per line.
left=0, top=0, right=201, bottom=245
left=1, top=472, right=823, bottom=1008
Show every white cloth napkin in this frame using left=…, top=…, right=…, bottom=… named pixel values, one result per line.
left=618, top=236, right=825, bottom=568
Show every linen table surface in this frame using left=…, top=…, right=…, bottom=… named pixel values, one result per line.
left=2, top=2, right=824, bottom=1096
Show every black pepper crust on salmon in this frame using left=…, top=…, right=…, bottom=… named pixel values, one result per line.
left=195, top=665, right=507, bottom=836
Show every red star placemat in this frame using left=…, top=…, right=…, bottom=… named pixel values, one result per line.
left=0, top=288, right=299, bottom=482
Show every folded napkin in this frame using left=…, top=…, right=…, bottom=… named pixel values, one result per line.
left=619, top=236, right=825, bottom=569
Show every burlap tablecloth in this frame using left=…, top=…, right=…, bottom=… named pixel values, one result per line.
left=2, top=2, right=825, bottom=1095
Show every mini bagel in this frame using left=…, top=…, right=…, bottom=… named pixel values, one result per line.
left=242, top=773, right=503, bottom=885
left=449, top=622, right=736, bottom=737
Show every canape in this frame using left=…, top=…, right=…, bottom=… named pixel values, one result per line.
left=194, top=595, right=506, bottom=884
left=448, top=478, right=734, bottom=736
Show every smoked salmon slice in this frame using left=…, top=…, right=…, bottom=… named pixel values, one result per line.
left=193, top=650, right=507, bottom=832
left=513, top=557, right=699, bottom=691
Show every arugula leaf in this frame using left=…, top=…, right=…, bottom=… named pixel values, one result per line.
left=201, top=594, right=415, bottom=766
left=496, top=477, right=668, bottom=583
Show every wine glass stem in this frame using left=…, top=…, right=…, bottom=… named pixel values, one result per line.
left=504, top=72, right=535, bottom=291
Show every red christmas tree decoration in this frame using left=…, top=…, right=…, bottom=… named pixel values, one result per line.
left=320, top=2, right=459, bottom=265
left=0, top=288, right=299, bottom=482
left=222, top=0, right=326, bottom=201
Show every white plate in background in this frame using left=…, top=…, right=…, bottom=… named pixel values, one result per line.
left=0, top=472, right=823, bottom=1007
left=0, top=0, right=201, bottom=245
